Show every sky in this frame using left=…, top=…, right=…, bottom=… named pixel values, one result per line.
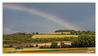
left=3, top=3, right=95, bottom=34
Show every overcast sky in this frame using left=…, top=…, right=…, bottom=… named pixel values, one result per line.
left=3, top=3, right=95, bottom=34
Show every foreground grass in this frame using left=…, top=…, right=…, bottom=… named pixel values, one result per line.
left=21, top=48, right=88, bottom=52
left=3, top=47, right=95, bottom=53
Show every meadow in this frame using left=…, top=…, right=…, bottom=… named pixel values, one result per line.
left=3, top=47, right=95, bottom=53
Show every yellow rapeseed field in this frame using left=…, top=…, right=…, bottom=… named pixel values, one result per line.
left=32, top=35, right=78, bottom=38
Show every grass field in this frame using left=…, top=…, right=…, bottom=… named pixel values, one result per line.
left=3, top=47, right=95, bottom=53
left=32, top=35, right=78, bottom=38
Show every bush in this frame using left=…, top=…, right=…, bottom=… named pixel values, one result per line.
left=15, top=47, right=23, bottom=49
left=39, top=46, right=50, bottom=48
left=29, top=45, right=34, bottom=47
left=50, top=46, right=60, bottom=48
left=36, top=44, right=38, bottom=47
left=62, top=45, right=72, bottom=48
left=9, top=45, right=13, bottom=48
left=3, top=44, right=10, bottom=48
left=3, top=45, right=8, bottom=48
left=24, top=45, right=34, bottom=48
left=61, top=42, right=71, bottom=48
left=50, top=41, right=60, bottom=48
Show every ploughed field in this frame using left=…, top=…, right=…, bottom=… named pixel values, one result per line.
left=32, top=35, right=78, bottom=38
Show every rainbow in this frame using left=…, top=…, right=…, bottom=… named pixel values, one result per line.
left=3, top=4, right=81, bottom=30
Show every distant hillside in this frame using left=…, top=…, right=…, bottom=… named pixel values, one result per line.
left=3, top=30, right=95, bottom=45
left=3, top=33, right=33, bottom=44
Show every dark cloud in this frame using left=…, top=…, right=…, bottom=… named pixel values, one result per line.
left=3, top=3, right=95, bottom=34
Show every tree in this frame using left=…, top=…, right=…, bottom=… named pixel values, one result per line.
left=72, top=34, right=95, bottom=47
left=36, top=32, right=39, bottom=35
left=61, top=42, right=65, bottom=48
left=50, top=41, right=58, bottom=48
left=36, top=44, right=38, bottom=47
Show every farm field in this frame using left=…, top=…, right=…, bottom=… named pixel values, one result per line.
left=3, top=31, right=95, bottom=53
left=3, top=47, right=95, bottom=53
left=32, top=35, right=78, bottom=38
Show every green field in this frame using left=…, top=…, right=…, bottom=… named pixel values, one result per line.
left=32, top=35, right=78, bottom=38
left=3, top=47, right=95, bottom=53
